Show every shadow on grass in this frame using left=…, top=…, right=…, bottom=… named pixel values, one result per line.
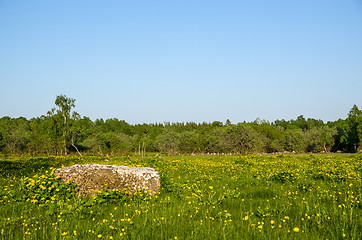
left=0, top=157, right=85, bottom=178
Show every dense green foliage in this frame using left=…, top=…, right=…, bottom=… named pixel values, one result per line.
left=0, top=95, right=361, bottom=155
left=0, top=154, right=361, bottom=239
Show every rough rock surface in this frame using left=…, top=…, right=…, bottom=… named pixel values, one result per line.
left=54, top=164, right=160, bottom=196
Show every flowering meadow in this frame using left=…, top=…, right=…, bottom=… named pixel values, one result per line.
left=0, top=154, right=361, bottom=239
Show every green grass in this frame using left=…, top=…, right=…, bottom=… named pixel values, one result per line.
left=0, top=154, right=361, bottom=239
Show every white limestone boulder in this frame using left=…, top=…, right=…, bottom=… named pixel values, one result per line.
left=54, top=164, right=160, bottom=196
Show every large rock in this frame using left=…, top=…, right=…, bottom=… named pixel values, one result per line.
left=54, top=164, right=160, bottom=196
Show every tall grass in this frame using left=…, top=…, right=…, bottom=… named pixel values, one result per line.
left=0, top=154, right=361, bottom=239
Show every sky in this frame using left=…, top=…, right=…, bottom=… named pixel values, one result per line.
left=1, top=0, right=361, bottom=124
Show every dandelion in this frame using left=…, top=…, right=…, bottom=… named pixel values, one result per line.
left=293, top=227, right=300, bottom=232
left=270, top=220, right=275, bottom=225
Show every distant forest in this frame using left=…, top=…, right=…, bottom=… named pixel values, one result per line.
left=1, top=95, right=361, bottom=156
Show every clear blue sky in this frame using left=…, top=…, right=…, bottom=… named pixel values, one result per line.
left=1, top=0, right=361, bottom=124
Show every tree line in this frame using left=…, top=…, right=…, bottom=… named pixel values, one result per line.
left=0, top=95, right=361, bottom=156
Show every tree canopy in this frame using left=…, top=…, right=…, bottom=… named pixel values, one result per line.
left=0, top=95, right=361, bottom=156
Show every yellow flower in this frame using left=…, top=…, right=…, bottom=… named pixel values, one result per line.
left=293, top=227, right=300, bottom=232
left=270, top=220, right=275, bottom=225
left=61, top=232, right=67, bottom=236
left=97, top=234, right=102, bottom=238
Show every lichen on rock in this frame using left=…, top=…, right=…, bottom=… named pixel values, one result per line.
left=54, top=164, right=160, bottom=196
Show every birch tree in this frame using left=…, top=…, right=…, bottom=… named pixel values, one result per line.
left=49, top=95, right=77, bottom=155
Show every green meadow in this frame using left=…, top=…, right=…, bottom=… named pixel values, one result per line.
left=0, top=154, right=361, bottom=239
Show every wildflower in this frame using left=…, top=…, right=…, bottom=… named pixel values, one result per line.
left=293, top=227, right=300, bottom=232
left=270, top=220, right=275, bottom=225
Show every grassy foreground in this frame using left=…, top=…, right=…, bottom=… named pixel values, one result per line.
left=0, top=154, right=361, bottom=239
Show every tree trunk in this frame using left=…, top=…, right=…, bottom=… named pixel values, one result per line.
left=98, top=144, right=103, bottom=156
left=142, top=141, right=145, bottom=157
left=138, top=141, right=141, bottom=156
left=63, top=132, right=67, bottom=155
left=71, top=137, right=82, bottom=156
left=63, top=113, right=67, bottom=156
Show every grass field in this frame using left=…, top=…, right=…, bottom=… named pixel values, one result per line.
left=0, top=154, right=361, bottom=239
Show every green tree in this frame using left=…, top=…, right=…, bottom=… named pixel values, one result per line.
left=345, top=105, right=362, bottom=152
left=304, top=126, right=336, bottom=152
left=0, top=117, right=30, bottom=155
left=82, top=129, right=107, bottom=156
left=178, top=131, right=198, bottom=154
left=48, top=95, right=78, bottom=155
left=155, top=128, right=180, bottom=154
left=218, top=123, right=264, bottom=154
left=283, top=129, right=306, bottom=152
